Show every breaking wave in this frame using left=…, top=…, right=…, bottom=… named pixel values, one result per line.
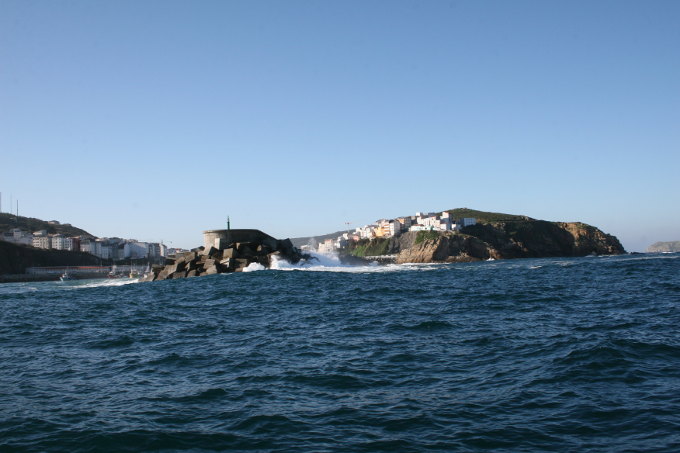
left=271, top=251, right=421, bottom=273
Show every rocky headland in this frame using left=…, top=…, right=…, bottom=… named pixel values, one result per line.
left=344, top=217, right=625, bottom=264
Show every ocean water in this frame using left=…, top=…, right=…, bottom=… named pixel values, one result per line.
left=1, top=253, right=679, bottom=452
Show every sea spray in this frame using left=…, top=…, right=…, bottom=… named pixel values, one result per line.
left=242, top=262, right=267, bottom=272
left=270, top=250, right=348, bottom=269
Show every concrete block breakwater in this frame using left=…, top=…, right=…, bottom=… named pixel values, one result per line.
left=142, top=229, right=309, bottom=281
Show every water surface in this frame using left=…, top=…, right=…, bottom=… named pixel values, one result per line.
left=1, top=254, right=679, bottom=451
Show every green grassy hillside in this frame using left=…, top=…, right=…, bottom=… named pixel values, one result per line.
left=445, top=208, right=532, bottom=223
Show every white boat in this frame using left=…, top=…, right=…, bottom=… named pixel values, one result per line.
left=108, top=265, right=122, bottom=279
left=141, top=264, right=152, bottom=280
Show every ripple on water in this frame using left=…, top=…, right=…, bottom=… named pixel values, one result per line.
left=1, top=254, right=679, bottom=452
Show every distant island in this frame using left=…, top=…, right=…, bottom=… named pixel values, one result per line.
left=293, top=208, right=626, bottom=263
left=647, top=241, right=680, bottom=253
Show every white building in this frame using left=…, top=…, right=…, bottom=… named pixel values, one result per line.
left=80, top=239, right=96, bottom=255
left=124, top=241, right=149, bottom=259
left=396, top=217, right=412, bottom=232
left=1, top=228, right=32, bottom=246
left=95, top=239, right=113, bottom=259
left=32, top=235, right=51, bottom=249
left=318, top=239, right=335, bottom=254
left=356, top=225, right=377, bottom=239
left=388, top=221, right=401, bottom=237
left=421, top=216, right=441, bottom=230
left=51, top=234, right=67, bottom=250
left=147, top=242, right=167, bottom=259
left=64, top=237, right=80, bottom=252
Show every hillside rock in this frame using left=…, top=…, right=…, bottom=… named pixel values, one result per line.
left=397, top=234, right=497, bottom=264
left=390, top=221, right=625, bottom=264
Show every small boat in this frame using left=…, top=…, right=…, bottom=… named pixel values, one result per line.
left=141, top=264, right=151, bottom=279
left=60, top=271, right=74, bottom=282
left=129, top=269, right=140, bottom=278
left=107, top=265, right=122, bottom=279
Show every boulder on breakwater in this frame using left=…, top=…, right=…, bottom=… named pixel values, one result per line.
left=141, top=229, right=309, bottom=282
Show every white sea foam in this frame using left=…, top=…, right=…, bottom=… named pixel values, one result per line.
left=270, top=251, right=442, bottom=273
left=65, top=278, right=139, bottom=289
left=242, top=262, right=267, bottom=272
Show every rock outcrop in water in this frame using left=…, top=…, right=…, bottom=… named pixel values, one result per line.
left=142, top=230, right=309, bottom=282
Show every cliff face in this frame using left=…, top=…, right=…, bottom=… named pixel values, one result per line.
left=393, top=221, right=625, bottom=264
left=396, top=233, right=496, bottom=263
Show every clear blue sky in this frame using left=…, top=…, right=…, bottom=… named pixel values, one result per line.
left=1, top=0, right=678, bottom=251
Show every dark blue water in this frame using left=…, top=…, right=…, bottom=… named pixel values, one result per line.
left=1, top=254, right=679, bottom=452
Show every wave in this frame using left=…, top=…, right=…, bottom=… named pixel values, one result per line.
left=270, top=251, right=446, bottom=274
left=68, top=278, right=139, bottom=289
left=242, top=262, right=267, bottom=272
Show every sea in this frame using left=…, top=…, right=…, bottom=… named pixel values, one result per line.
left=1, top=253, right=679, bottom=452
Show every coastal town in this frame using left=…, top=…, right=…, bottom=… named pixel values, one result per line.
left=1, top=220, right=182, bottom=262
left=315, top=211, right=477, bottom=254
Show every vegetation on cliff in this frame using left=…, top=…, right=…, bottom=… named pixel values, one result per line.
left=414, top=230, right=440, bottom=244
left=445, top=208, right=531, bottom=223
left=345, top=238, right=390, bottom=257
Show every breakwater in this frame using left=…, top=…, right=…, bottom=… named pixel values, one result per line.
left=143, top=229, right=308, bottom=281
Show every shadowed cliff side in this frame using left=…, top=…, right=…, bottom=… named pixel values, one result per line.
left=0, top=241, right=101, bottom=274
